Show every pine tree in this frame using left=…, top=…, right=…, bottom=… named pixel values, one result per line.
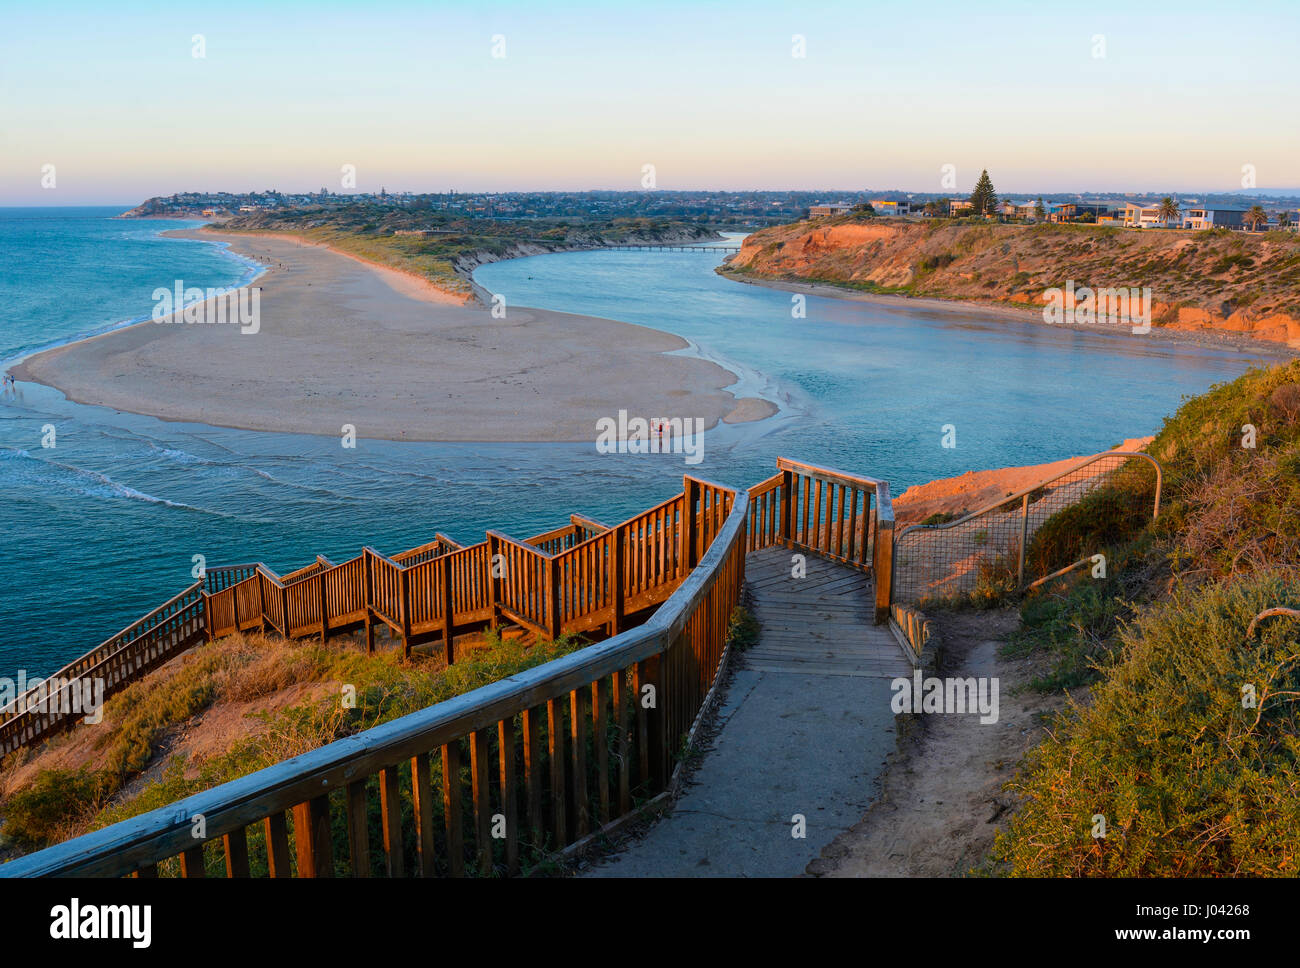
left=969, top=170, right=998, bottom=216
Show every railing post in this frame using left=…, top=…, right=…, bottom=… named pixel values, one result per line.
left=636, top=654, right=668, bottom=791
left=1017, top=493, right=1030, bottom=589
left=872, top=484, right=895, bottom=624
left=281, top=586, right=290, bottom=638
left=201, top=592, right=214, bottom=643
left=231, top=587, right=240, bottom=633
left=612, top=526, right=626, bottom=635
left=293, top=796, right=334, bottom=878
left=440, top=556, right=455, bottom=664
left=399, top=566, right=412, bottom=658
left=682, top=477, right=700, bottom=572
left=548, top=557, right=561, bottom=640
left=487, top=535, right=501, bottom=631
left=780, top=469, right=794, bottom=548
left=318, top=575, right=329, bottom=644
left=362, top=551, right=375, bottom=654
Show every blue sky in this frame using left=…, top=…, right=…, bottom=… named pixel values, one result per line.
left=2, top=0, right=1297, bottom=203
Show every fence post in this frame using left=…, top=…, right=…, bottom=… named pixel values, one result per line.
left=487, top=534, right=500, bottom=631
left=637, top=654, right=668, bottom=791
left=612, top=526, right=626, bottom=635
left=440, top=556, right=455, bottom=664
left=318, top=576, right=328, bottom=644
left=202, top=592, right=214, bottom=643
left=399, top=566, right=412, bottom=658
left=1017, top=493, right=1030, bottom=589
left=362, top=551, right=375, bottom=654
left=682, top=477, right=700, bottom=572
left=780, top=469, right=794, bottom=548
left=872, top=484, right=895, bottom=624
left=548, top=557, right=561, bottom=640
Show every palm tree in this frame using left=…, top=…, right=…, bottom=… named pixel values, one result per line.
left=1244, top=205, right=1268, bottom=231
left=1157, top=196, right=1180, bottom=226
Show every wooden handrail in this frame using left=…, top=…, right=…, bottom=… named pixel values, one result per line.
left=570, top=513, right=610, bottom=533
left=3, top=456, right=905, bottom=760
left=0, top=489, right=750, bottom=877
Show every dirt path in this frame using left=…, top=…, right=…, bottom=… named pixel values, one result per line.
left=807, top=608, right=1067, bottom=877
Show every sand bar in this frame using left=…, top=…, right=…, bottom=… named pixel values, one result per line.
left=14, top=230, right=776, bottom=442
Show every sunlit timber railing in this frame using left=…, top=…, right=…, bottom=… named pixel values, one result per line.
left=0, top=487, right=749, bottom=878
left=0, top=476, right=735, bottom=757
left=0, top=583, right=207, bottom=754
left=891, top=451, right=1162, bottom=604
left=746, top=458, right=894, bottom=622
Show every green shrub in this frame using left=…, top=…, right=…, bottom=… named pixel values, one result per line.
left=2, top=768, right=107, bottom=850
left=992, top=573, right=1300, bottom=876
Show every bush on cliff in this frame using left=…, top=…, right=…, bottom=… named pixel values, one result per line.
left=992, top=573, right=1300, bottom=876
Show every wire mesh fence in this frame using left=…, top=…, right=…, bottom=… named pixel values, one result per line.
left=891, top=452, right=1162, bottom=605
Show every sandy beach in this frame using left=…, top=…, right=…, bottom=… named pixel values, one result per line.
left=14, top=231, right=777, bottom=442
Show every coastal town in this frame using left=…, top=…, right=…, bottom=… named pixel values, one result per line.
left=131, top=185, right=1300, bottom=234
left=812, top=189, right=1299, bottom=232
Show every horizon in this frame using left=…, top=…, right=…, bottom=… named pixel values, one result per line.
left=3, top=0, right=1298, bottom=205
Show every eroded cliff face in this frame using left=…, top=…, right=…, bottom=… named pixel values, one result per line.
left=722, top=217, right=1300, bottom=345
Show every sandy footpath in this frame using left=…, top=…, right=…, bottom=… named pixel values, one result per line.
left=14, top=230, right=776, bottom=442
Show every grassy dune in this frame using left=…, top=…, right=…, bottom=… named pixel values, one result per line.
left=989, top=360, right=1300, bottom=875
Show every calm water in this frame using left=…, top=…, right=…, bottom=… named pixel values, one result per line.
left=0, top=213, right=1270, bottom=676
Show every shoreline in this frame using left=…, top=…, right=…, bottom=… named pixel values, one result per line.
left=720, top=271, right=1300, bottom=360
left=13, top=229, right=777, bottom=443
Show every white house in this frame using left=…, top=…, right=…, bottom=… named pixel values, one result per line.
left=1124, top=203, right=1172, bottom=228
left=870, top=199, right=911, bottom=216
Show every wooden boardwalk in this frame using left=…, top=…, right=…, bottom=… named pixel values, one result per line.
left=584, top=546, right=910, bottom=877
left=745, top=547, right=911, bottom=678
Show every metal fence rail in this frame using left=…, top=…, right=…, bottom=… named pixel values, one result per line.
left=891, top=451, right=1161, bottom=605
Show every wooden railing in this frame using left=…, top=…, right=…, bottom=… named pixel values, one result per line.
left=747, top=458, right=894, bottom=622
left=0, top=583, right=207, bottom=755
left=527, top=515, right=610, bottom=556
left=0, top=486, right=749, bottom=877
left=0, top=457, right=894, bottom=771
left=1, top=476, right=741, bottom=758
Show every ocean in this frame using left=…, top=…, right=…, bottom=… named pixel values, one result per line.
left=0, top=208, right=1270, bottom=676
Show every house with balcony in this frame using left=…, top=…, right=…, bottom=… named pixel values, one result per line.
left=1001, top=200, right=1040, bottom=219
left=1124, top=203, right=1173, bottom=228
left=1182, top=206, right=1247, bottom=231
left=809, top=202, right=853, bottom=217
left=869, top=199, right=911, bottom=216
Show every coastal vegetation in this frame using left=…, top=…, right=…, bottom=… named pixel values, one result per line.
left=721, top=217, right=1300, bottom=343
left=986, top=360, right=1300, bottom=875
left=207, top=204, right=719, bottom=295
left=0, top=630, right=585, bottom=858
